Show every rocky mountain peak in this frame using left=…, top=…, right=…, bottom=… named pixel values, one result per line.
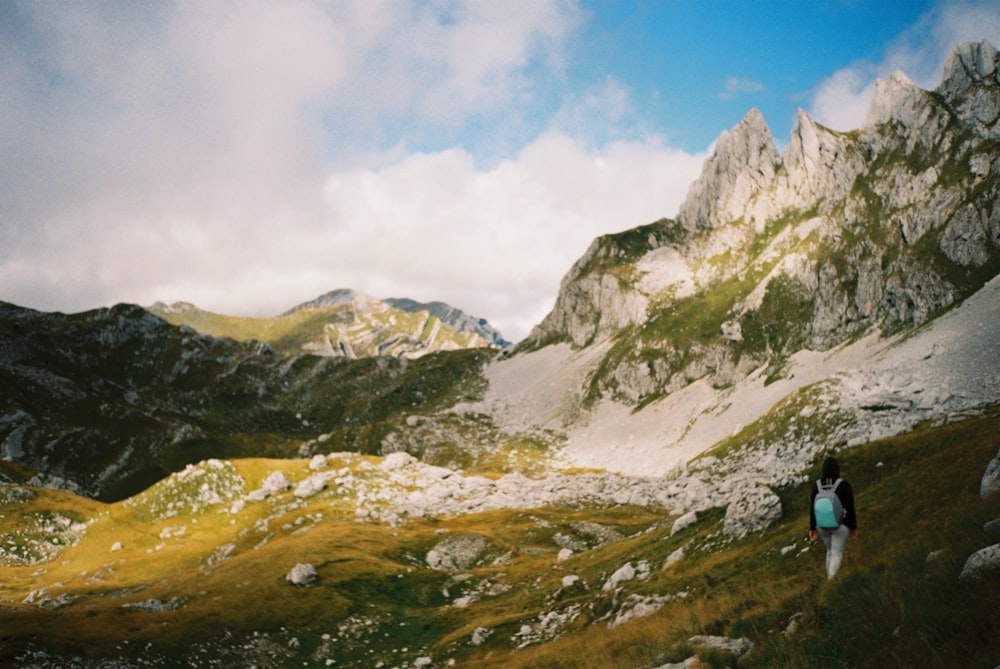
left=284, top=288, right=368, bottom=314
left=780, top=108, right=861, bottom=210
left=678, top=108, right=780, bottom=230
left=864, top=70, right=922, bottom=128
left=937, top=39, right=1000, bottom=138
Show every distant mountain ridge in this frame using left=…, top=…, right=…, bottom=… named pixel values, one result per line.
left=151, top=290, right=507, bottom=360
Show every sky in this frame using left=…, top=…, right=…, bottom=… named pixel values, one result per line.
left=2, top=1, right=1000, bottom=343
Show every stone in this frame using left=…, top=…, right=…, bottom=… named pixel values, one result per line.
left=426, top=533, right=494, bottom=571
left=722, top=483, right=783, bottom=540
left=252, top=470, right=292, bottom=499
left=294, top=473, right=331, bottom=499
left=688, top=634, right=754, bottom=658
left=959, top=543, right=1000, bottom=581
left=981, top=447, right=1000, bottom=498
left=663, top=546, right=685, bottom=569
left=671, top=511, right=698, bottom=536
left=286, top=563, right=318, bottom=586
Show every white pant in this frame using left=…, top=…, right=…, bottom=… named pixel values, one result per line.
left=818, top=524, right=851, bottom=579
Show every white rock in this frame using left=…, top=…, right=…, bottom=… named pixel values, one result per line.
left=294, top=473, right=330, bottom=499
left=663, top=546, right=685, bottom=569
left=561, top=575, right=580, bottom=588
left=722, top=483, right=783, bottom=540
left=981, top=447, right=1000, bottom=498
left=381, top=451, right=415, bottom=470
left=286, top=563, right=318, bottom=586
left=671, top=511, right=698, bottom=536
left=960, top=543, right=1000, bottom=581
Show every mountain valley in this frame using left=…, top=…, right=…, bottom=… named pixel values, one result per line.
left=3, top=40, right=1000, bottom=668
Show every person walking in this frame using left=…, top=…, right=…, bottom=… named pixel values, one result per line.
left=809, top=456, right=857, bottom=579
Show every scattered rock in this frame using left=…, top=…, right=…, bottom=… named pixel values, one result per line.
left=470, top=627, right=492, bottom=646
left=671, top=511, right=698, bottom=536
left=294, top=473, right=331, bottom=499
left=688, top=634, right=753, bottom=658
left=959, top=543, right=1000, bottom=581
left=722, top=483, right=782, bottom=540
left=110, top=541, right=123, bottom=552
left=981, top=447, right=1000, bottom=498
left=426, top=533, right=496, bottom=572
left=602, top=561, right=650, bottom=591
left=286, top=563, right=318, bottom=586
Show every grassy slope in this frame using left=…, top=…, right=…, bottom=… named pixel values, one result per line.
left=1, top=411, right=998, bottom=668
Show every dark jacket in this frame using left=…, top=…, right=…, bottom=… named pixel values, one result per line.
left=810, top=478, right=857, bottom=531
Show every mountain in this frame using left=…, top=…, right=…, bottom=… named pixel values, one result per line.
left=151, top=290, right=502, bottom=360
left=384, top=297, right=511, bottom=349
left=482, top=39, right=1000, bottom=477
left=0, top=301, right=492, bottom=499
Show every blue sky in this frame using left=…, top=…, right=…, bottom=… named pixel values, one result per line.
left=2, top=1, right=999, bottom=342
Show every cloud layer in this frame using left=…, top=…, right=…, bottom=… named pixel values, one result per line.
left=0, top=1, right=706, bottom=342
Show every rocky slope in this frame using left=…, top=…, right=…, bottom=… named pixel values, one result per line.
left=493, top=41, right=1000, bottom=475
left=151, top=290, right=501, bottom=360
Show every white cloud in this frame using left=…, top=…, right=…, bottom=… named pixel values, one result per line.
left=718, top=76, right=766, bottom=101
left=809, top=0, right=1000, bottom=131
left=315, top=133, right=706, bottom=341
left=0, top=0, right=613, bottom=343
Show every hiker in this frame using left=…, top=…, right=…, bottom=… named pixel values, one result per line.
left=809, top=456, right=857, bottom=579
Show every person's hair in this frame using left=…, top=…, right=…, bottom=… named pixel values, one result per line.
left=822, top=456, right=840, bottom=481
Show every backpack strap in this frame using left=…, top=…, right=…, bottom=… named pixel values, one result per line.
left=818, top=478, right=843, bottom=492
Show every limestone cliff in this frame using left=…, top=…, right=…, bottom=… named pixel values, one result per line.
left=522, top=40, right=1000, bottom=408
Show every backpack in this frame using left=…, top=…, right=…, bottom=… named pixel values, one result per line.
left=814, top=479, right=844, bottom=529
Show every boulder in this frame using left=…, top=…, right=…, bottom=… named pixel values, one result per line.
left=426, top=533, right=496, bottom=572
left=688, top=635, right=753, bottom=658
left=294, top=472, right=331, bottom=499
left=247, top=470, right=293, bottom=501
left=722, top=483, right=782, bottom=540
left=981, top=447, right=1000, bottom=498
left=286, top=563, right=318, bottom=586
left=959, top=543, right=1000, bottom=581
left=670, top=511, right=698, bottom=536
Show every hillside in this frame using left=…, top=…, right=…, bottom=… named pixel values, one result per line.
left=1, top=410, right=999, bottom=667
left=150, top=290, right=501, bottom=360
left=0, top=301, right=494, bottom=500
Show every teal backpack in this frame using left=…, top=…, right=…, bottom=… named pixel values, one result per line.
left=814, top=479, right=844, bottom=529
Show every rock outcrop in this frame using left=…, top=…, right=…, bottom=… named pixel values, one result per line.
left=678, top=108, right=781, bottom=230
left=522, top=40, right=1000, bottom=412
